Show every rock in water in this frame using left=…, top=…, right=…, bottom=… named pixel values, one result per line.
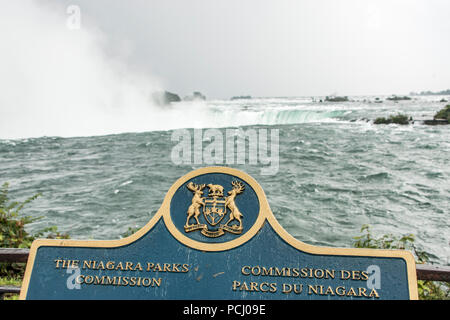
left=152, top=91, right=181, bottom=106
left=230, top=95, right=252, bottom=100
left=184, top=91, right=206, bottom=101
left=325, top=96, right=349, bottom=102
left=423, top=119, right=449, bottom=125
left=386, top=95, right=412, bottom=101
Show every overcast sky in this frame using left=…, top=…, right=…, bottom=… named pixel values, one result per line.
left=22, top=0, right=450, bottom=99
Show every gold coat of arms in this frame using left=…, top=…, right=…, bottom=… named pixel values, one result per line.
left=184, top=181, right=245, bottom=237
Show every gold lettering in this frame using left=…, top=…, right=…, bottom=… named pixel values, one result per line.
left=238, top=265, right=337, bottom=280
left=75, top=275, right=84, bottom=284
left=260, top=282, right=270, bottom=292
left=274, top=267, right=289, bottom=277
left=347, top=287, right=357, bottom=297
left=269, top=283, right=277, bottom=293
left=153, top=263, right=163, bottom=272
left=252, top=266, right=261, bottom=276
left=84, top=275, right=94, bottom=284
left=274, top=267, right=283, bottom=276
left=105, top=276, right=117, bottom=285
left=308, top=284, right=319, bottom=295
left=283, top=283, right=302, bottom=294
left=142, top=278, right=151, bottom=287
left=241, top=266, right=251, bottom=275
left=358, top=287, right=367, bottom=297
left=293, top=284, right=303, bottom=293
left=106, top=261, right=115, bottom=270
left=340, top=270, right=351, bottom=280
left=94, top=275, right=103, bottom=285
left=96, top=261, right=105, bottom=270
left=314, top=269, right=324, bottom=279
left=300, top=268, right=309, bottom=278
left=352, top=271, right=361, bottom=280
left=361, top=271, right=369, bottom=281
left=240, top=282, right=249, bottom=291
left=182, top=264, right=189, bottom=272
left=153, top=278, right=162, bottom=287
left=71, top=260, right=79, bottom=268
left=325, top=269, right=335, bottom=279
left=369, top=288, right=380, bottom=298
left=232, top=280, right=277, bottom=293
left=249, top=282, right=259, bottom=291
left=54, top=259, right=63, bottom=268
left=335, top=286, right=346, bottom=296
left=324, top=286, right=335, bottom=295
left=172, top=263, right=181, bottom=272
left=125, top=262, right=133, bottom=271
left=261, top=267, right=273, bottom=276
left=163, top=263, right=171, bottom=272
left=283, top=283, right=292, bottom=294
left=115, top=262, right=124, bottom=271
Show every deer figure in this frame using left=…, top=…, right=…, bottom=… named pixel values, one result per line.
left=224, top=181, right=245, bottom=229
left=186, top=182, right=206, bottom=226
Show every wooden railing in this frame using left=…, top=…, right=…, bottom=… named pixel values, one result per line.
left=0, top=248, right=29, bottom=299
left=1, top=248, right=449, bottom=299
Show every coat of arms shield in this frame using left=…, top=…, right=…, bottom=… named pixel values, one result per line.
left=184, top=181, right=245, bottom=238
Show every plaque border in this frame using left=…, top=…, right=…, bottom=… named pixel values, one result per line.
left=19, top=166, right=418, bottom=300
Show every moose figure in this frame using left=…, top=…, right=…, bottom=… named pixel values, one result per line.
left=186, top=182, right=206, bottom=226
left=224, top=181, right=245, bottom=229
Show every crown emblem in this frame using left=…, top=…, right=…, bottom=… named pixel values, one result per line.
left=184, top=181, right=245, bottom=238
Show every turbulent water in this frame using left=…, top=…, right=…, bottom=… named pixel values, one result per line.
left=1, top=96, right=449, bottom=265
